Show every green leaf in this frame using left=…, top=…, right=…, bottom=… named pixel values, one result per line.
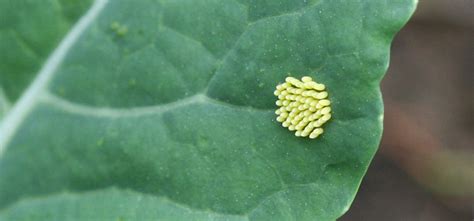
left=0, top=0, right=93, bottom=105
left=0, top=0, right=417, bottom=220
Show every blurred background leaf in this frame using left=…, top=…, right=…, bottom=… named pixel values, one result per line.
left=341, top=0, right=473, bottom=220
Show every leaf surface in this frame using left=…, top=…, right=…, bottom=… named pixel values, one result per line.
left=0, top=0, right=92, bottom=105
left=0, top=0, right=416, bottom=220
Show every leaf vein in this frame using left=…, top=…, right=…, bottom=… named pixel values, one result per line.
left=0, top=0, right=109, bottom=154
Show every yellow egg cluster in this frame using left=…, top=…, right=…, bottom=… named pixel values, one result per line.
left=274, top=76, right=332, bottom=139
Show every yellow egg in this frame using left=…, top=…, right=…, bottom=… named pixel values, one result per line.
left=274, top=75, right=332, bottom=139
